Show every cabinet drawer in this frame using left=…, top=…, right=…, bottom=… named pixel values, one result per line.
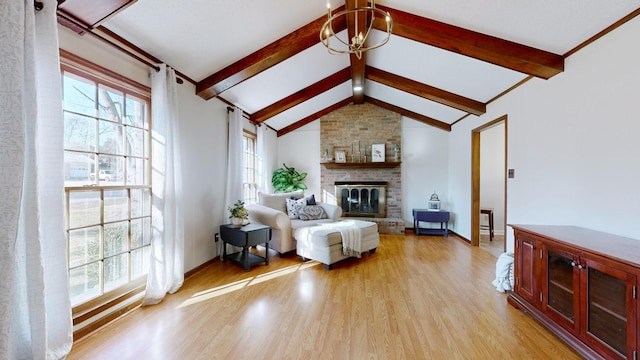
left=414, top=211, right=449, bottom=222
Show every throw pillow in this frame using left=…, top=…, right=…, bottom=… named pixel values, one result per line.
left=306, top=194, right=316, bottom=205
left=291, top=194, right=317, bottom=205
left=296, top=205, right=328, bottom=221
left=286, top=198, right=306, bottom=219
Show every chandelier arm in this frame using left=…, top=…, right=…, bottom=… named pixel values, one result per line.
left=319, top=5, right=392, bottom=56
left=358, top=9, right=376, bottom=48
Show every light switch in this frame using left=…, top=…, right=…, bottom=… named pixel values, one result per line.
left=508, top=169, right=515, bottom=178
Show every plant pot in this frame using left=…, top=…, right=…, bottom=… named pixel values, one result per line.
left=231, top=217, right=243, bottom=228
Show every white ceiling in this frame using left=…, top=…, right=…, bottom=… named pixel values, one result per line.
left=103, top=0, right=640, bottom=132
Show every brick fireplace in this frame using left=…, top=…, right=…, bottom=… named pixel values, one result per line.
left=320, top=103, right=405, bottom=234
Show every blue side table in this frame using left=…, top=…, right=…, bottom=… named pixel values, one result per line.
left=413, top=209, right=450, bottom=236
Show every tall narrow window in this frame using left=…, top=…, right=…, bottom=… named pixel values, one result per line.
left=242, top=130, right=257, bottom=204
left=62, top=58, right=151, bottom=309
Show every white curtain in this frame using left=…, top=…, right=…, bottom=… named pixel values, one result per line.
left=0, top=1, right=73, bottom=359
left=221, top=107, right=244, bottom=256
left=144, top=64, right=185, bottom=305
left=256, top=125, right=270, bottom=193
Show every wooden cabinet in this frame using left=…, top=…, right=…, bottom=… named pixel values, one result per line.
left=509, top=225, right=639, bottom=360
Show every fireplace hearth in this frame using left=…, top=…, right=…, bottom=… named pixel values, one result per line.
left=335, top=181, right=387, bottom=218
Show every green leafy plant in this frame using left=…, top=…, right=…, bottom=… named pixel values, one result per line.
left=227, top=200, right=249, bottom=219
left=272, top=163, right=308, bottom=192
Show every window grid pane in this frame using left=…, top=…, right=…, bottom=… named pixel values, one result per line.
left=242, top=133, right=257, bottom=205
left=66, top=188, right=151, bottom=306
left=63, top=69, right=151, bottom=307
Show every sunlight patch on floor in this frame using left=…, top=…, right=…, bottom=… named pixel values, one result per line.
left=250, top=261, right=320, bottom=285
left=177, top=261, right=321, bottom=308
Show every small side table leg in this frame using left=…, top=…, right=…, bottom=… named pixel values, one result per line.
left=222, top=241, right=227, bottom=260
left=243, top=246, right=249, bottom=272
left=265, top=229, right=270, bottom=265
left=489, top=212, right=494, bottom=241
left=265, top=242, right=269, bottom=265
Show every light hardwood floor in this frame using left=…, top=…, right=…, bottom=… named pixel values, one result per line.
left=68, top=233, right=581, bottom=360
left=480, top=234, right=505, bottom=257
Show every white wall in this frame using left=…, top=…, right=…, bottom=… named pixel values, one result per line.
left=277, top=121, right=323, bottom=200
left=59, top=26, right=148, bottom=85
left=401, top=117, right=449, bottom=225
left=260, top=125, right=279, bottom=194
left=480, top=123, right=505, bottom=235
left=177, top=84, right=227, bottom=270
left=59, top=25, right=228, bottom=271
left=449, top=15, right=640, bottom=251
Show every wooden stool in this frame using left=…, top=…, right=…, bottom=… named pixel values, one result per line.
left=480, top=208, right=494, bottom=241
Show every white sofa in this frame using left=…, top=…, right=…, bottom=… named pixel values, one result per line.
left=246, top=191, right=342, bottom=255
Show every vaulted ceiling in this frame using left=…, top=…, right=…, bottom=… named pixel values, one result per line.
left=57, top=0, right=640, bottom=136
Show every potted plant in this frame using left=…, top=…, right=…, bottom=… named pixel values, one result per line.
left=272, top=163, right=308, bottom=192
left=227, top=200, right=249, bottom=227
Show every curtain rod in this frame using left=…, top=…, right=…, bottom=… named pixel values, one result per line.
left=225, top=105, right=275, bottom=130
left=57, top=13, right=186, bottom=85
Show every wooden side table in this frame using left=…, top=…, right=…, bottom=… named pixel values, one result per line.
left=413, top=209, right=450, bottom=236
left=220, top=223, right=271, bottom=271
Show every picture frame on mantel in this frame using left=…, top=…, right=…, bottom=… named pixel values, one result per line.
left=371, top=144, right=385, bottom=162
left=335, top=151, right=346, bottom=163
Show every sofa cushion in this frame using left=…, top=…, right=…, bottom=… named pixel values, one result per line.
left=295, top=220, right=379, bottom=248
left=290, top=218, right=335, bottom=231
left=296, top=205, right=327, bottom=220
left=258, top=190, right=304, bottom=213
left=286, top=198, right=306, bottom=219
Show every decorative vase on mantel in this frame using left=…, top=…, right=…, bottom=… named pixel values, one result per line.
left=231, top=217, right=243, bottom=228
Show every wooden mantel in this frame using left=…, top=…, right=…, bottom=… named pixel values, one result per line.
left=321, top=162, right=401, bottom=169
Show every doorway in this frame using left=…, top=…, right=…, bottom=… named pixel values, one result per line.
left=471, top=115, right=507, bottom=255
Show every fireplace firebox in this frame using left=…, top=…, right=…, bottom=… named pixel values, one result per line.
left=335, top=181, right=387, bottom=218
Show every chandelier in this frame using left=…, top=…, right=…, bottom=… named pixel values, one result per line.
left=320, top=0, right=393, bottom=60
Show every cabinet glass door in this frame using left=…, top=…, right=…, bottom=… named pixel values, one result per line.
left=544, top=247, right=578, bottom=331
left=585, top=262, right=631, bottom=358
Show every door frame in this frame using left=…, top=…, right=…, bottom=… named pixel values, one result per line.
left=471, top=115, right=508, bottom=247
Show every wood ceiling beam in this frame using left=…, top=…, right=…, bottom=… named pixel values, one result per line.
left=277, top=97, right=353, bottom=137
left=375, top=5, right=564, bottom=79
left=350, top=54, right=366, bottom=104
left=365, top=66, right=486, bottom=115
left=251, top=68, right=351, bottom=123
left=365, top=96, right=451, bottom=132
left=196, top=8, right=346, bottom=100
left=346, top=0, right=366, bottom=104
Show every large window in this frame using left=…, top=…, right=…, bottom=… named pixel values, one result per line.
left=242, top=130, right=257, bottom=204
left=62, top=61, right=151, bottom=307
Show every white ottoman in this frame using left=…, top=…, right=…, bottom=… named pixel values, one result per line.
left=295, top=220, right=380, bottom=270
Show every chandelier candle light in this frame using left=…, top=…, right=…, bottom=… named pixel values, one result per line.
left=320, top=0, right=393, bottom=60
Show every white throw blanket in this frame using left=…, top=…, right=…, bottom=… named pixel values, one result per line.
left=492, top=252, right=514, bottom=292
left=323, top=220, right=362, bottom=257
